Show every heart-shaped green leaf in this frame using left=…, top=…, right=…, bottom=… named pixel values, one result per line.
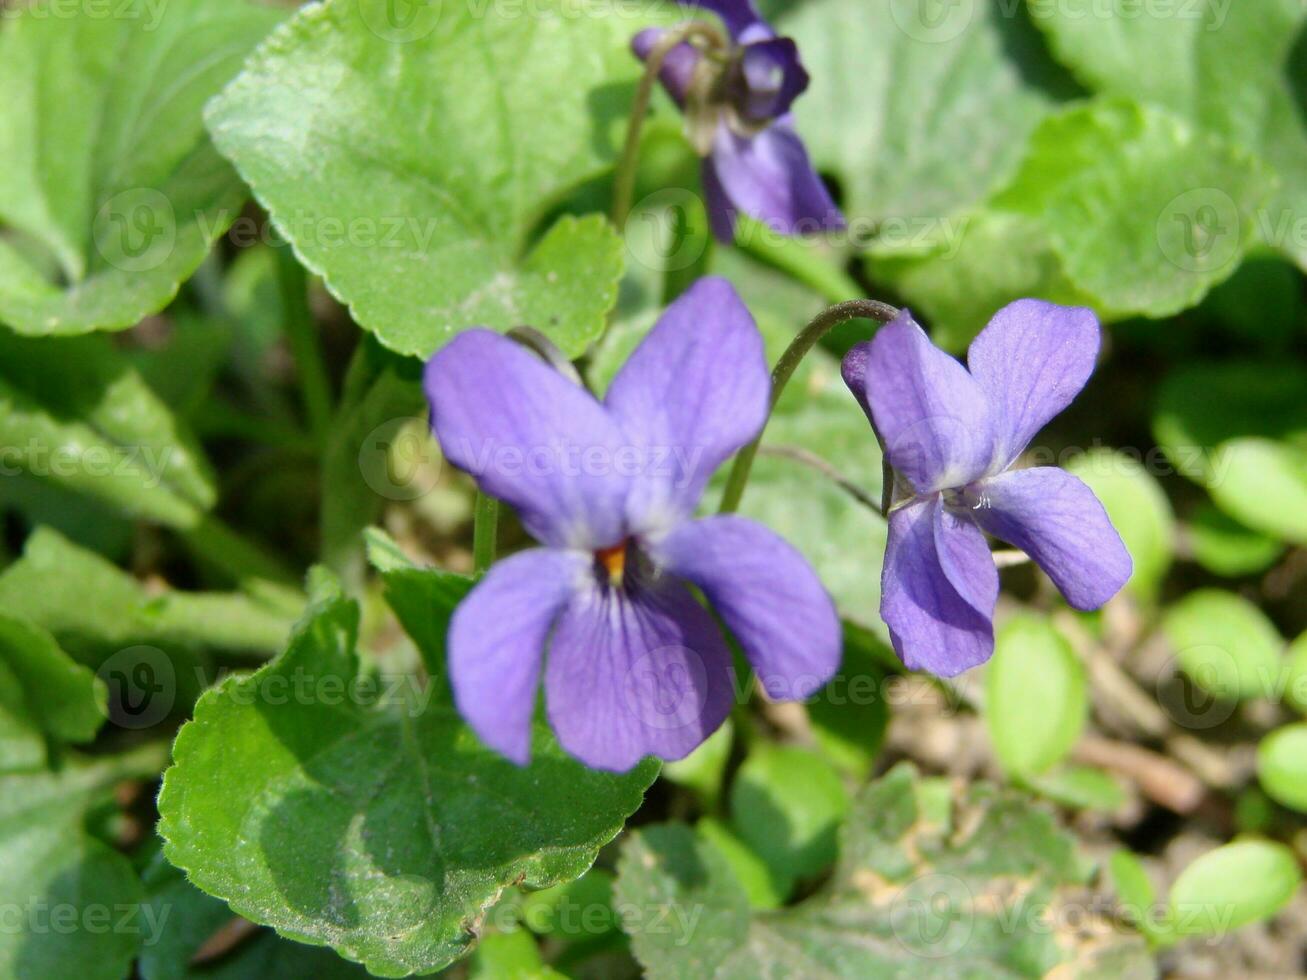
left=158, top=569, right=655, bottom=977
left=0, top=0, right=283, bottom=335
left=204, top=0, right=657, bottom=357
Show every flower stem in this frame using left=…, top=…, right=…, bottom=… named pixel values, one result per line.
left=611, top=21, right=725, bottom=231
left=472, top=492, right=499, bottom=575
left=276, top=248, right=333, bottom=448
left=718, top=299, right=899, bottom=514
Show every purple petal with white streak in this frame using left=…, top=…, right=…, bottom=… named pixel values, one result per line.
left=425, top=330, right=630, bottom=549
left=967, top=467, right=1132, bottom=611
left=448, top=548, right=588, bottom=765
left=967, top=300, right=1101, bottom=471
left=881, top=497, right=996, bottom=676
left=861, top=311, right=996, bottom=494
left=651, top=515, right=840, bottom=700
left=708, top=120, right=844, bottom=239
left=544, top=577, right=735, bottom=772
left=605, top=277, right=769, bottom=531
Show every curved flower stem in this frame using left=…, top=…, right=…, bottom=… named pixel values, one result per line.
left=472, top=492, right=499, bottom=575
left=611, top=21, right=726, bottom=231
left=718, top=299, right=899, bottom=515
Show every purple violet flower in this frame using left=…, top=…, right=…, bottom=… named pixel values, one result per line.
left=424, top=277, right=841, bottom=772
left=841, top=300, right=1132, bottom=677
left=632, top=0, right=844, bottom=241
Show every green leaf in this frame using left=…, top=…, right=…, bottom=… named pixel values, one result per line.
left=158, top=571, right=656, bottom=977
left=0, top=614, right=105, bottom=764
left=779, top=0, right=1062, bottom=225
left=1025, top=765, right=1126, bottom=813
left=1186, top=503, right=1283, bottom=577
left=1257, top=723, right=1307, bottom=813
left=321, top=344, right=426, bottom=581
left=1065, top=449, right=1175, bottom=600
left=985, top=615, right=1087, bottom=777
left=617, top=764, right=1151, bottom=977
left=661, top=719, right=733, bottom=809
left=1280, top=631, right=1307, bottom=715
left=205, top=0, right=653, bottom=358
left=364, top=527, right=473, bottom=681
left=0, top=0, right=283, bottom=335
left=0, top=330, right=215, bottom=527
left=468, top=929, right=565, bottom=980
left=138, top=855, right=372, bottom=980
left=0, top=527, right=294, bottom=663
left=994, top=98, right=1275, bottom=317
left=1153, top=361, right=1307, bottom=483
left=521, top=869, right=616, bottom=940
left=867, top=208, right=1093, bottom=351
left=0, top=757, right=151, bottom=980
left=696, top=817, right=786, bottom=910
left=1167, top=839, right=1302, bottom=937
left=1207, top=438, right=1307, bottom=545
left=724, top=345, right=891, bottom=639
left=1161, top=589, right=1283, bottom=702
left=729, top=745, right=848, bottom=895
left=1030, top=0, right=1307, bottom=270
left=806, top=639, right=888, bottom=778
left=1107, top=850, right=1162, bottom=940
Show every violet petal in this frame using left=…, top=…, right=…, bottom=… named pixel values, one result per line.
left=605, top=276, right=769, bottom=531
left=861, top=311, right=996, bottom=494
left=968, top=467, right=1132, bottom=611
left=651, top=515, right=841, bottom=700
left=968, top=300, right=1102, bottom=471
left=448, top=548, right=587, bottom=765
left=881, top=497, right=996, bottom=676
left=544, top=578, right=736, bottom=771
left=424, top=330, right=630, bottom=549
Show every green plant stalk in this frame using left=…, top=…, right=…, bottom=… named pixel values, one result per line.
left=737, top=224, right=864, bottom=304
left=611, top=21, right=725, bottom=231
left=180, top=513, right=299, bottom=587
left=473, top=492, right=499, bottom=575
left=276, top=247, right=334, bottom=447
left=718, top=299, right=899, bottom=514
